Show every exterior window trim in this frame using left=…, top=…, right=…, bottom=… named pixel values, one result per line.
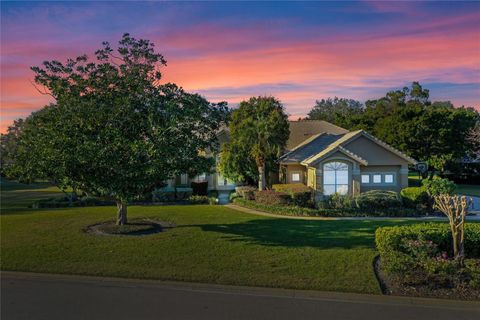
left=291, top=172, right=301, bottom=182
left=360, top=172, right=397, bottom=186
left=322, top=161, right=349, bottom=195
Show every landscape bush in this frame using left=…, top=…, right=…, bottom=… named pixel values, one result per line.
left=400, top=186, right=429, bottom=209
left=254, top=190, right=291, bottom=205
left=233, top=198, right=417, bottom=217
left=422, top=177, right=456, bottom=197
left=235, top=186, right=257, bottom=200
left=376, top=223, right=480, bottom=286
left=187, top=195, right=210, bottom=204
left=175, top=187, right=193, bottom=200
left=272, top=183, right=313, bottom=207
left=318, top=193, right=356, bottom=210
left=355, top=190, right=402, bottom=210
left=152, top=186, right=176, bottom=202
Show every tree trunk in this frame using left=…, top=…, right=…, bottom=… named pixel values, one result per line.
left=258, top=165, right=266, bottom=191
left=116, top=200, right=128, bottom=225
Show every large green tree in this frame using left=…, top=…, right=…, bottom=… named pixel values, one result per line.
left=307, top=97, right=363, bottom=128
left=9, top=34, right=228, bottom=225
left=219, top=96, right=289, bottom=190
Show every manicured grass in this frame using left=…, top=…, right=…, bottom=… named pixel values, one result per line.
left=0, top=181, right=431, bottom=294
left=408, top=175, right=480, bottom=197
left=0, top=179, right=64, bottom=211
left=456, top=184, right=480, bottom=197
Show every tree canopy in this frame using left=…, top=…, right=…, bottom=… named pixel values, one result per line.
left=307, top=97, right=364, bottom=128
left=5, top=34, right=228, bottom=224
left=218, top=96, right=289, bottom=190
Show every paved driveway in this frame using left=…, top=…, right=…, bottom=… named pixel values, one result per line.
left=2, top=272, right=479, bottom=320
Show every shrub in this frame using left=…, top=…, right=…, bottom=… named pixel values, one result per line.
left=355, top=190, right=402, bottom=210
left=400, top=186, right=429, bottom=209
left=152, top=186, right=176, bottom=202
left=208, top=197, right=218, bottom=205
left=319, top=193, right=355, bottom=209
left=272, top=183, right=313, bottom=207
left=175, top=187, right=193, bottom=200
left=254, top=190, right=291, bottom=205
left=235, top=186, right=257, bottom=200
left=233, top=198, right=417, bottom=218
left=422, top=177, right=456, bottom=196
left=376, top=223, right=480, bottom=281
left=188, top=195, right=209, bottom=204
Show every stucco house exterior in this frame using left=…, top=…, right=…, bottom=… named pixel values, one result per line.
left=171, top=120, right=416, bottom=201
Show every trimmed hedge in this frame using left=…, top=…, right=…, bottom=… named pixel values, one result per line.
left=376, top=223, right=480, bottom=282
left=355, top=190, right=402, bottom=210
left=233, top=198, right=417, bottom=217
left=254, top=190, right=291, bottom=205
left=400, top=186, right=429, bottom=209
left=272, top=183, right=313, bottom=207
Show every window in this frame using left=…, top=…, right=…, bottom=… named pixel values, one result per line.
left=323, top=161, right=349, bottom=195
left=361, top=173, right=396, bottom=185
left=291, top=172, right=301, bottom=182
left=384, top=174, right=394, bottom=184
left=361, top=174, right=370, bottom=184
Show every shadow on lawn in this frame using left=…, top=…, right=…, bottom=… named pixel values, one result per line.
left=194, top=219, right=418, bottom=249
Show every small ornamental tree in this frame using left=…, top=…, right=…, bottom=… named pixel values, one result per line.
left=219, top=96, right=289, bottom=190
left=11, top=34, right=228, bottom=225
left=434, top=195, right=472, bottom=265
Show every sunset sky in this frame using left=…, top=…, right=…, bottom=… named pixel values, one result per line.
left=1, top=0, right=479, bottom=133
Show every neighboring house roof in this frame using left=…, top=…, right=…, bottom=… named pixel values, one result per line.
left=282, top=129, right=417, bottom=166
left=286, top=120, right=349, bottom=150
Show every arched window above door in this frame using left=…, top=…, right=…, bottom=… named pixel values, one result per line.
left=323, top=161, right=349, bottom=195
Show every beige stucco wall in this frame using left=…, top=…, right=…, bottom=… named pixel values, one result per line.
left=285, top=164, right=307, bottom=184
left=359, top=165, right=407, bottom=192
left=344, top=136, right=410, bottom=167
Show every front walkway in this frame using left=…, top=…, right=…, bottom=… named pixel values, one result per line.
left=225, top=204, right=480, bottom=221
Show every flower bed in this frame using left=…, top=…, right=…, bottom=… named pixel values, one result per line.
left=375, top=223, right=480, bottom=300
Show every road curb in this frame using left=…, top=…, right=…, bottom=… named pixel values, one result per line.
left=2, top=271, right=479, bottom=310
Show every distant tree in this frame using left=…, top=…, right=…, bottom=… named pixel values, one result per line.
left=11, top=34, right=228, bottom=225
left=361, top=83, right=478, bottom=174
left=219, top=96, right=289, bottom=190
left=0, top=118, right=25, bottom=177
left=307, top=97, right=364, bottom=129
left=467, top=123, right=480, bottom=158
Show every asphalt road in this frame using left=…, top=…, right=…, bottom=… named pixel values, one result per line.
left=1, top=272, right=479, bottom=320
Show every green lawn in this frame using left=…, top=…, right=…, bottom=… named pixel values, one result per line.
left=408, top=174, right=480, bottom=197
left=456, top=184, right=480, bottom=197
left=0, top=180, right=428, bottom=294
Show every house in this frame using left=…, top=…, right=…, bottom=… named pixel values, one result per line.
left=171, top=120, right=416, bottom=202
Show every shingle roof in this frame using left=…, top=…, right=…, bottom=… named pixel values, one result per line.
left=286, top=120, right=349, bottom=150
left=280, top=133, right=346, bottom=164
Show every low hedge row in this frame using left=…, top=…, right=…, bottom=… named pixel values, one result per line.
left=233, top=198, right=417, bottom=217
left=376, top=223, right=480, bottom=259
left=375, top=223, right=480, bottom=286
left=272, top=183, right=313, bottom=207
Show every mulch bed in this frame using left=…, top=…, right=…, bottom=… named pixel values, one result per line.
left=374, top=256, right=480, bottom=300
left=84, top=218, right=176, bottom=237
